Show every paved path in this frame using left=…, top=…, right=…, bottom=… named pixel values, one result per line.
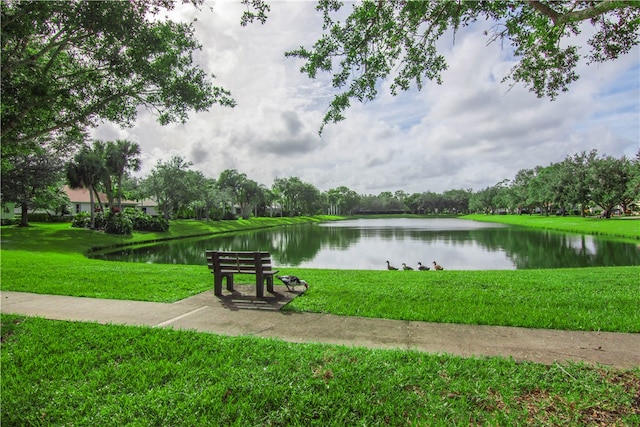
left=1, top=288, right=638, bottom=369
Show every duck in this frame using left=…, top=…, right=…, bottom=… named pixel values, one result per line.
left=417, top=262, right=430, bottom=271
left=386, top=260, right=398, bottom=270
left=276, top=275, right=309, bottom=291
left=402, top=263, right=413, bottom=270
left=432, top=261, right=444, bottom=271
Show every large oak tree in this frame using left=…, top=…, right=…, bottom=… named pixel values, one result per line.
left=1, top=0, right=235, bottom=156
left=245, top=0, right=639, bottom=132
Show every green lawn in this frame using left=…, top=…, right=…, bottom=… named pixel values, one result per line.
left=464, top=213, right=639, bottom=242
left=2, top=215, right=639, bottom=425
left=2, top=314, right=639, bottom=426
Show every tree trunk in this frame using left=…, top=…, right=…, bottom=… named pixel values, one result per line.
left=19, top=203, right=29, bottom=227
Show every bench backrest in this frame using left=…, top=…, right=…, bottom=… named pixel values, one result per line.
left=206, top=251, right=274, bottom=274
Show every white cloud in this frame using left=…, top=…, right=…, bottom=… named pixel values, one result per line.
left=91, top=0, right=640, bottom=195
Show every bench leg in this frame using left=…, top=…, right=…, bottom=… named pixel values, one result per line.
left=214, top=274, right=223, bottom=296
left=266, top=275, right=274, bottom=294
left=214, top=274, right=234, bottom=295
left=255, top=274, right=264, bottom=299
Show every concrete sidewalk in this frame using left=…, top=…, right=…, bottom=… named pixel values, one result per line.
left=1, top=287, right=638, bottom=369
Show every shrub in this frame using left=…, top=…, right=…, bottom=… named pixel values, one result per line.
left=73, top=209, right=168, bottom=233
left=1, top=218, right=19, bottom=226
left=122, top=208, right=169, bottom=232
left=71, top=212, right=91, bottom=228
left=222, top=211, right=237, bottom=220
left=104, top=211, right=133, bottom=235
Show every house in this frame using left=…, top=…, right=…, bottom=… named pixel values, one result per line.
left=64, top=186, right=158, bottom=216
left=1, top=202, right=16, bottom=220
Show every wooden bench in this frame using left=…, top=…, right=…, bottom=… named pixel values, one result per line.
left=206, top=251, right=279, bottom=298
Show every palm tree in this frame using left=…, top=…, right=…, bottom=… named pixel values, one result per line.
left=66, top=145, right=105, bottom=228
left=106, top=139, right=141, bottom=210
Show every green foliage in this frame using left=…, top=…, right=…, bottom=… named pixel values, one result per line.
left=2, top=315, right=639, bottom=426
left=123, top=208, right=169, bottom=232
left=1, top=0, right=234, bottom=153
left=72, top=209, right=168, bottom=234
left=274, top=0, right=640, bottom=131
left=470, top=150, right=639, bottom=216
left=142, top=155, right=194, bottom=219
left=71, top=212, right=91, bottom=229
left=0, top=144, right=66, bottom=226
left=104, top=211, right=133, bottom=235
left=273, top=176, right=322, bottom=215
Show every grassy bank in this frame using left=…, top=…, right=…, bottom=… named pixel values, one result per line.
left=1, top=216, right=639, bottom=332
left=2, top=314, right=638, bottom=426
left=463, top=213, right=640, bottom=242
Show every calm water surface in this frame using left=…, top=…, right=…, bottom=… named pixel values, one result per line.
left=93, top=218, right=640, bottom=270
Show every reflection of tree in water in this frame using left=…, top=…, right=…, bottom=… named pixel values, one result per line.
left=95, top=223, right=640, bottom=269
left=467, top=228, right=640, bottom=269
left=216, top=224, right=364, bottom=266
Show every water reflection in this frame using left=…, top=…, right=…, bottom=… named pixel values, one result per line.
left=92, top=218, right=640, bottom=270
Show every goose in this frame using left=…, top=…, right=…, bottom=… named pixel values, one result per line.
left=432, top=261, right=444, bottom=271
left=386, top=261, right=398, bottom=270
left=276, top=275, right=309, bottom=291
left=417, top=262, right=430, bottom=271
left=402, top=263, right=413, bottom=270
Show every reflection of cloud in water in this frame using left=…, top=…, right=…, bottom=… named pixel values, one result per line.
left=300, top=235, right=516, bottom=270
left=94, top=219, right=640, bottom=270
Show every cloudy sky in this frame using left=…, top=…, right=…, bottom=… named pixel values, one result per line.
left=92, top=0, right=640, bottom=195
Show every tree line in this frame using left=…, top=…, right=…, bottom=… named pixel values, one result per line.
left=3, top=134, right=638, bottom=229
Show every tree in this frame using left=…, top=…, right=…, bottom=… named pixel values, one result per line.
left=237, top=178, right=264, bottom=219
left=625, top=151, right=640, bottom=212
left=326, top=186, right=360, bottom=215
left=244, top=0, right=640, bottom=132
left=105, top=140, right=141, bottom=211
left=511, top=168, right=536, bottom=213
left=442, top=189, right=472, bottom=214
left=142, top=156, right=193, bottom=219
left=1, top=145, right=65, bottom=226
left=590, top=155, right=631, bottom=218
left=1, top=0, right=235, bottom=155
left=272, top=177, right=321, bottom=216
left=216, top=169, right=248, bottom=217
left=566, top=150, right=598, bottom=216
left=66, top=143, right=107, bottom=228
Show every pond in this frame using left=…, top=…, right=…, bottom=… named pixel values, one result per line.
left=92, top=218, right=640, bottom=270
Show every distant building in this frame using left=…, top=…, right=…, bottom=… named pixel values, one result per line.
left=64, top=186, right=158, bottom=216
left=1, top=202, right=16, bottom=220
left=10, top=186, right=158, bottom=217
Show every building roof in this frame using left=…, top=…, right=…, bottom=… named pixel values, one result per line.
left=63, top=186, right=141, bottom=206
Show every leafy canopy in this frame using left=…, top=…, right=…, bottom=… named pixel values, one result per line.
left=1, top=0, right=235, bottom=154
left=245, top=0, right=639, bottom=133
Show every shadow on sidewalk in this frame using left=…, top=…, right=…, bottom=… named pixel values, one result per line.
left=175, top=285, right=304, bottom=312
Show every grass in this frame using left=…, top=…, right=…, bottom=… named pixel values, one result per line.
left=2, top=214, right=639, bottom=425
left=1, top=216, right=639, bottom=332
left=463, top=213, right=640, bottom=242
left=282, top=267, right=640, bottom=332
left=2, top=314, right=639, bottom=426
